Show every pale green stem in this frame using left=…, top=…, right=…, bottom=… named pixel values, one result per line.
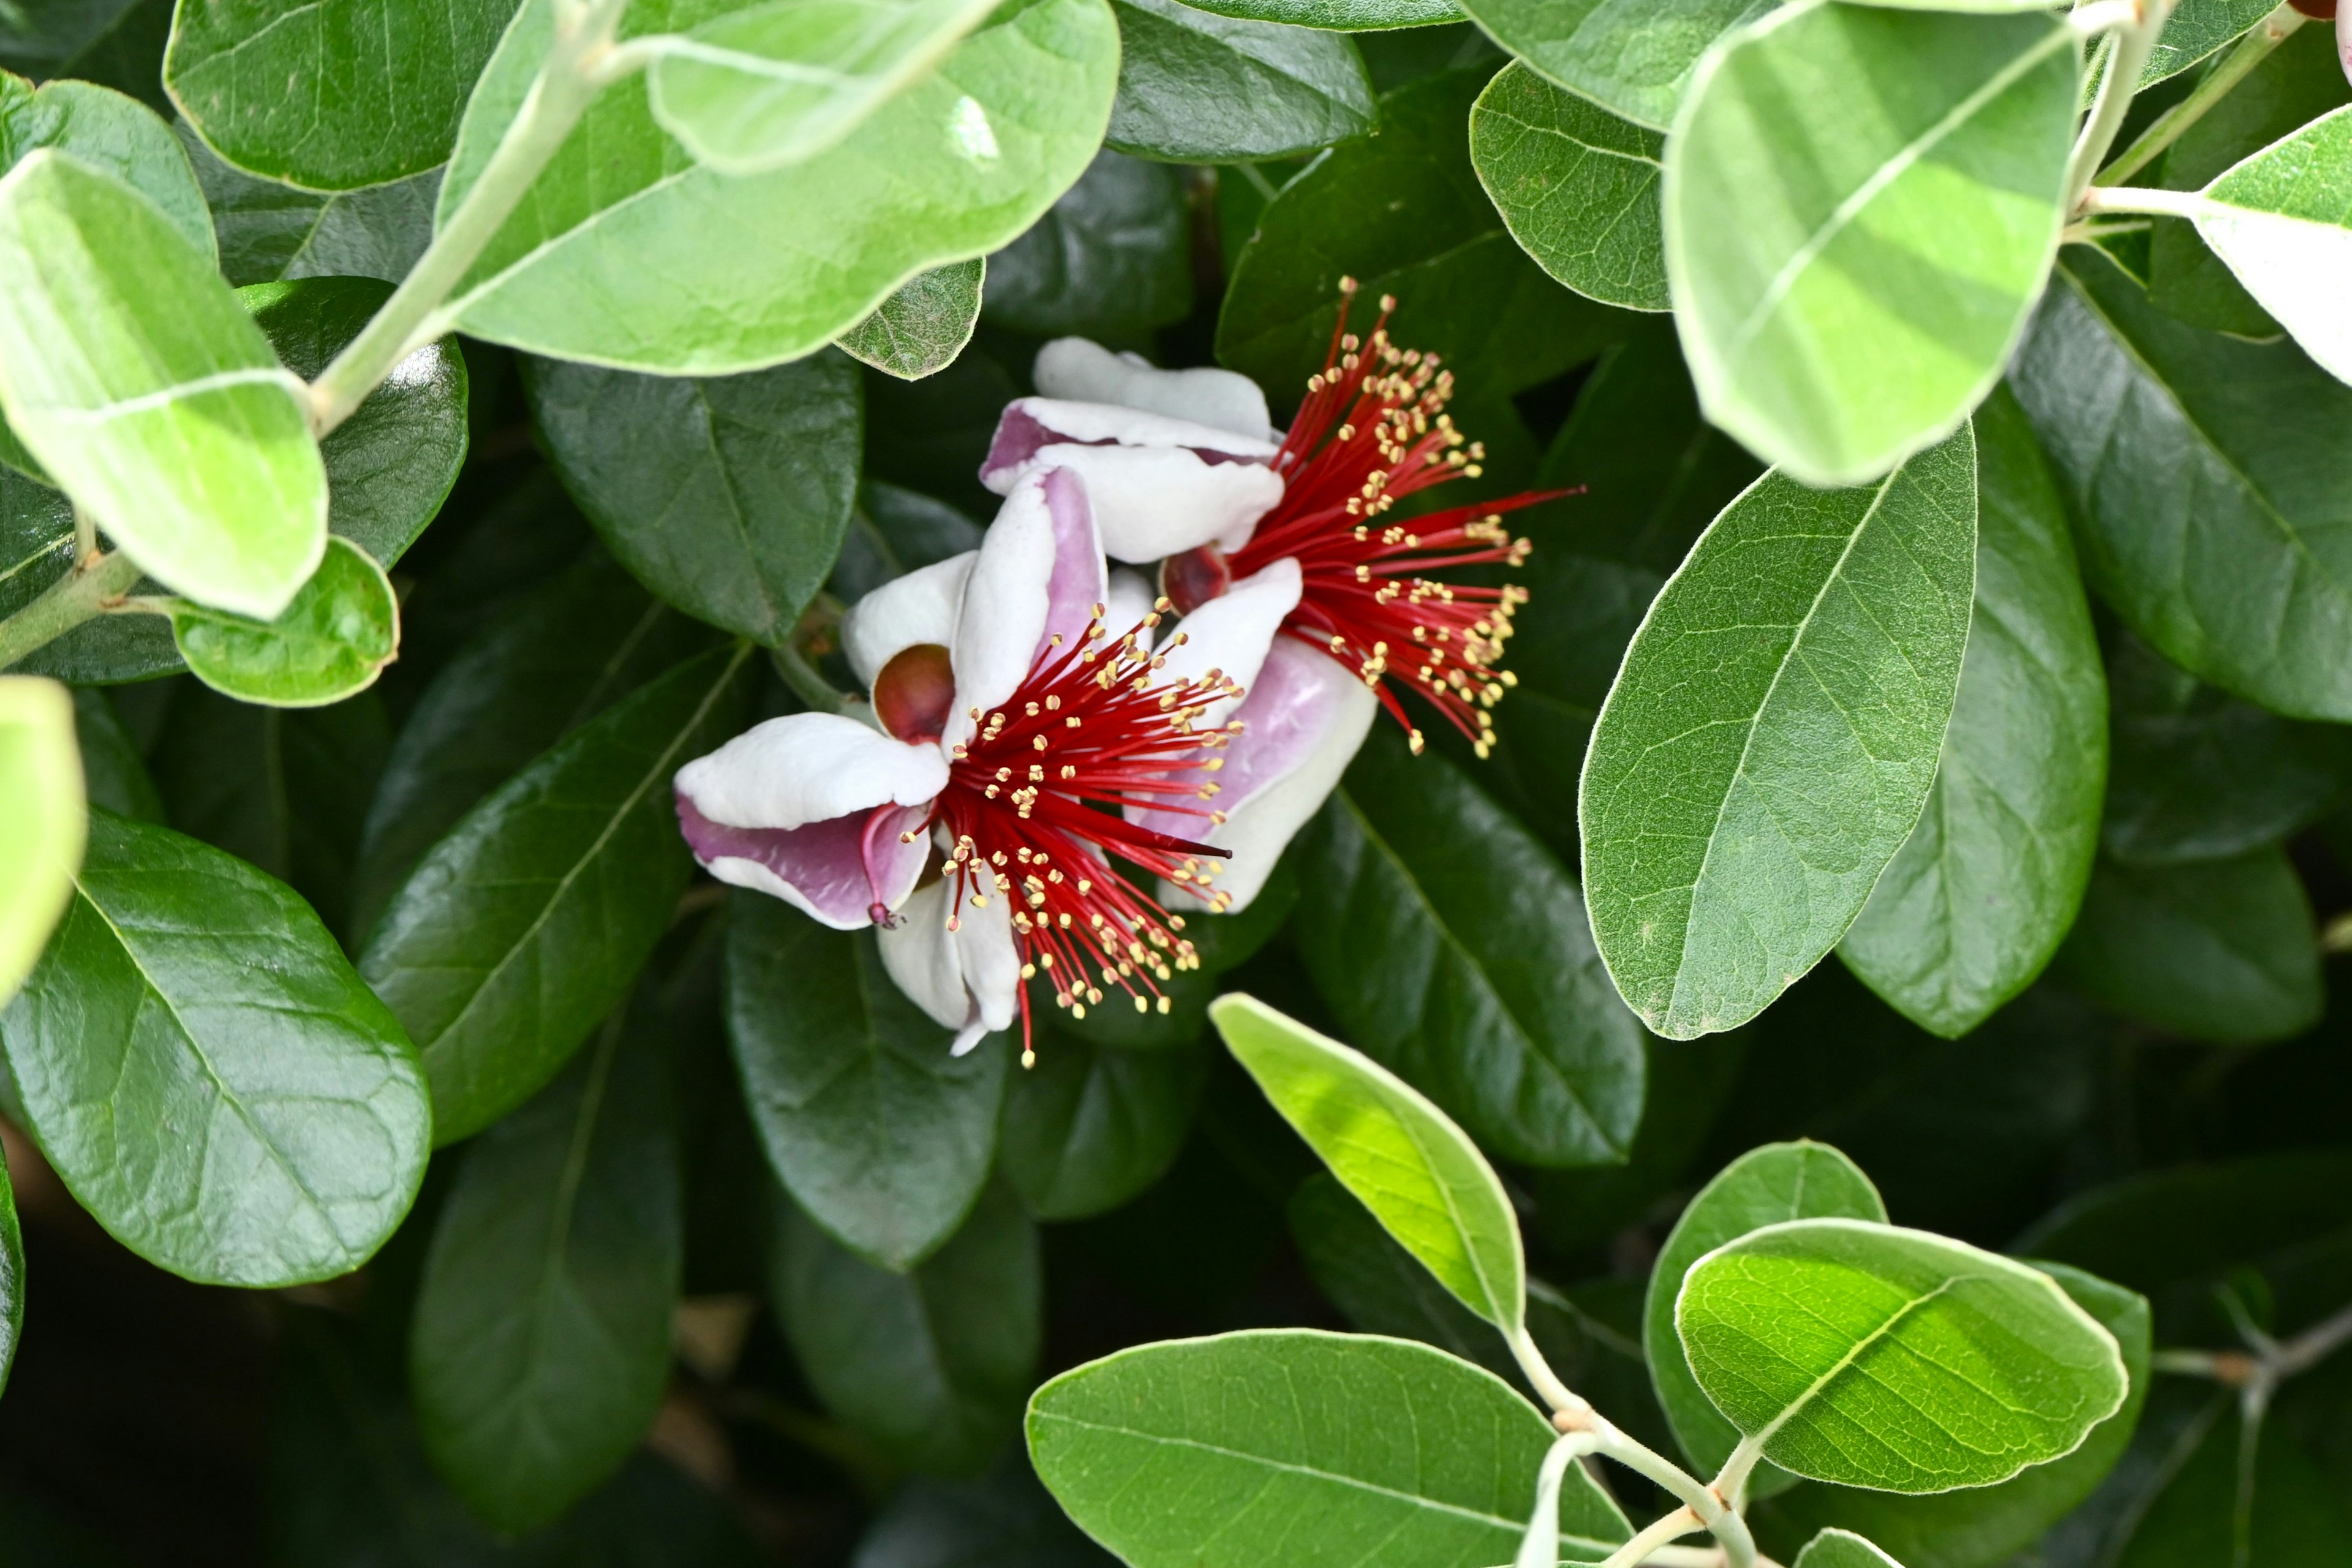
left=70, top=503, right=94, bottom=565
left=1507, top=1324, right=1590, bottom=1419
left=2274, top=1300, right=2352, bottom=1377
left=2098, top=3, right=2304, bottom=187
left=306, top=0, right=639, bottom=435
left=1573, top=1417, right=1756, bottom=1568
left=0, top=550, right=142, bottom=671
left=770, top=644, right=853, bottom=715
left=2067, top=0, right=2179, bottom=213
left=2076, top=183, right=2208, bottom=221
left=1596, top=1507, right=1704, bottom=1568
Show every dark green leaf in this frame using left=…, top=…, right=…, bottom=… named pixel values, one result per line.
left=176, top=119, right=440, bottom=288
left=835, top=261, right=985, bottom=382
left=851, top=1457, right=1117, bottom=1568
left=998, top=1030, right=1205, bottom=1220
left=412, top=999, right=681, bottom=1533
left=1470, top=61, right=1667, bottom=313
left=772, top=1180, right=1039, bottom=1476
left=0, top=0, right=172, bottom=112
left=728, top=892, right=1008, bottom=1270
left=1288, top=1171, right=1517, bottom=1379
left=1295, top=728, right=1646, bottom=1167
left=861, top=349, right=1020, bottom=516
left=1446, top=0, right=1768, bottom=130
left=524, top=352, right=862, bottom=644
left=1528, top=1029, right=1744, bottom=1256
left=1, top=810, right=430, bottom=1285
left=983, top=149, right=1194, bottom=337
left=0, top=72, right=211, bottom=256
left=361, top=643, right=757, bottom=1144
left=69, top=685, right=160, bottom=822
left=1175, top=0, right=1460, bottom=28
left=2051, top=848, right=2321, bottom=1042
left=1838, top=388, right=2106, bottom=1039
left=1218, top=67, right=1626, bottom=400
left=1108, top=0, right=1374, bottom=163
left=165, top=0, right=522, bottom=189
left=168, top=536, right=401, bottom=706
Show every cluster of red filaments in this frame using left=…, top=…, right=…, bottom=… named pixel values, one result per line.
left=917, top=600, right=1242, bottom=1062
left=1224, top=281, right=1545, bottom=758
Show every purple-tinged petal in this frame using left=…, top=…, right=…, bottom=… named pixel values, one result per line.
left=677, top=797, right=932, bottom=929
left=877, top=875, right=1021, bottom=1053
left=979, top=398, right=1284, bottom=564
left=944, top=467, right=1107, bottom=752
left=1031, top=338, right=1273, bottom=442
left=674, top=711, right=946, bottom=831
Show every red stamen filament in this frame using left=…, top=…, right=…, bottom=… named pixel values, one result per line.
left=1226, top=281, right=1551, bottom=759
left=905, top=599, right=1242, bottom=1065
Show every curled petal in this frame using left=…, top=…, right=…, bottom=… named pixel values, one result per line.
left=946, top=466, right=1106, bottom=752
left=842, top=552, right=974, bottom=691
left=680, top=798, right=930, bottom=929
left=981, top=398, right=1284, bottom=564
left=877, top=876, right=1021, bottom=1053
left=1156, top=557, right=1300, bottom=729
left=675, top=711, right=946, bottom=831
left=1032, top=337, right=1273, bottom=443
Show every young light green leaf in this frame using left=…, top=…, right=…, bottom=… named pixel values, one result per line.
left=0, top=810, right=431, bottom=1286
left=1174, top=0, right=1460, bottom=26
left=835, top=259, right=985, bottom=380
left=2051, top=849, right=2321, bottom=1043
left=438, top=0, right=1118, bottom=374
left=1645, top=1141, right=1886, bottom=1498
left=1450, top=0, right=1770, bottom=130
left=1794, top=1531, right=1903, bottom=1568
left=167, top=537, right=400, bottom=707
left=2140, top=0, right=2282, bottom=89
left=1210, top=992, right=1526, bottom=1334
left=360, top=643, right=756, bottom=1145
left=411, top=1001, right=680, bottom=1534
left=523, top=353, right=861, bottom=646
left=1289, top=1172, right=1523, bottom=1384
left=1, top=73, right=213, bottom=258
left=998, top=1030, right=1204, bottom=1221
left=728, top=892, right=1007, bottom=1271
left=165, top=0, right=521, bottom=189
left=773, top=1179, right=1039, bottom=1475
left=1027, top=1330, right=1632, bottom=1568
left=1662, top=2, right=2077, bottom=485
left=0, top=150, right=324, bottom=619
left=2186, top=105, right=2352, bottom=384
left=1471, top=62, right=1668, bottom=313
left=1837, top=388, right=2105, bottom=1039
left=645, top=0, right=1001, bottom=175
left=178, top=119, right=442, bottom=288
left=1106, top=0, right=1374, bottom=163
left=982, top=150, right=1193, bottom=337
left=1678, top=1218, right=2130, bottom=1492
left=0, top=676, right=82, bottom=1009
left=1295, top=733, right=1648, bottom=1167
left=1580, top=423, right=1978, bottom=1039
left=2013, top=251, right=2352, bottom=721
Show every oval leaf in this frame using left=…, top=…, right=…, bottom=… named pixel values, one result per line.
left=168, top=537, right=401, bottom=707
left=1173, top=0, right=1458, bottom=26
left=2193, top=104, right=2352, bottom=384
left=1028, top=1330, right=1632, bottom=1568
left=835, top=259, right=986, bottom=380
left=1106, top=0, right=1374, bottom=163
left=999, top=1029, right=1204, bottom=1221
left=1677, top=1218, right=2130, bottom=1492
left=1663, top=2, right=2076, bottom=484
left=1795, top=1531, right=1903, bottom=1568
left=1838, top=388, right=2105, bottom=1039
left=1471, top=61, right=1668, bottom=314
left=0, top=72, right=213, bottom=258
left=1, top=809, right=431, bottom=1286
left=360, top=643, right=756, bottom=1144
left=983, top=150, right=1193, bottom=337
left=1581, top=423, right=1978, bottom=1039
left=1451, top=0, right=1769, bottom=130
left=180, top=121, right=442, bottom=289
left=1211, top=992, right=1526, bottom=1333
left=1644, top=1140, right=1886, bottom=1497
left=0, top=676, right=82, bottom=1009
left=0, top=150, right=325, bottom=619
left=2143, top=0, right=2283, bottom=89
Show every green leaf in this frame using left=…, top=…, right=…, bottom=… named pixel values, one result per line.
left=835, top=260, right=984, bottom=380
left=1218, top=66, right=1628, bottom=401
left=2141, top=0, right=2281, bottom=89
left=1174, top=0, right=1460, bottom=28
left=2102, top=631, right=2351, bottom=867
left=360, top=643, right=756, bottom=1144
left=1664, top=0, right=2076, bottom=484
left=2051, top=848, right=2321, bottom=1042
left=1447, top=0, right=1768, bottom=130
left=1530, top=1030, right=1744, bottom=1257
left=0, top=0, right=173, bottom=111
left=69, top=685, right=160, bottom=823
left=772, top=1179, right=1039, bottom=1475
left=644, top=0, right=1001, bottom=175
left=411, top=998, right=681, bottom=1534
left=1793, top=1531, right=1902, bottom=1568
left=2101, top=1384, right=2352, bottom=1568
left=983, top=149, right=1194, bottom=337
left=1, top=72, right=213, bottom=258
left=1295, top=730, right=1648, bottom=1166
left=1470, top=62, right=1667, bottom=313
left=1, top=809, right=430, bottom=1286
left=1759, top=1265, right=2153, bottom=1568
left=2188, top=104, right=2352, bottom=383
left=178, top=119, right=442, bottom=288
left=854, top=1460, right=1120, bottom=1568
left=166, top=537, right=399, bottom=707
left=0, top=675, right=81, bottom=1009
left=524, top=352, right=861, bottom=646
left=1837, top=388, right=2105, bottom=1039
left=0, top=150, right=325, bottom=619
left=998, top=1030, right=1205, bottom=1221
left=353, top=554, right=718, bottom=941
left=1288, top=1170, right=1518, bottom=1380
left=2011, top=250, right=2352, bottom=720
left=165, top=0, right=521, bottom=189
left=1211, top=992, right=1528, bottom=1331
left=1677, top=1218, right=2131, bottom=1492
left=1028, top=1330, right=1632, bottom=1568
left=439, top=0, right=1118, bottom=373
left=727, top=892, right=1008, bottom=1270
left=1580, top=423, right=1978, bottom=1039
left=1644, top=1140, right=1886, bottom=1496
left=1107, top=0, right=1374, bottom=162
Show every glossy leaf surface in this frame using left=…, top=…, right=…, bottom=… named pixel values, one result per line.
left=982, top=149, right=1193, bottom=337
left=1107, top=0, right=1373, bottom=162
left=180, top=121, right=441, bottom=287
left=1471, top=62, right=1667, bottom=313
left=998, top=1031, right=1204, bottom=1221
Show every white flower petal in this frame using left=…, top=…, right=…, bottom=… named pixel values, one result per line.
left=954, top=882, right=1020, bottom=1045
left=945, top=467, right=1105, bottom=751
left=1104, top=567, right=1156, bottom=634
left=984, top=398, right=1280, bottom=472
left=1158, top=557, right=1300, bottom=728
left=879, top=880, right=970, bottom=1030
left=1031, top=337, right=1274, bottom=442
left=1008, top=444, right=1286, bottom=564
left=841, top=552, right=975, bottom=690
left=676, top=712, right=946, bottom=831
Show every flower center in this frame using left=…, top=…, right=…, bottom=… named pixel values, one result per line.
left=911, top=601, right=1243, bottom=1061
left=1227, top=281, right=1550, bottom=759
left=874, top=642, right=957, bottom=742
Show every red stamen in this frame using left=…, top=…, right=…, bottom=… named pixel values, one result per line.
left=1226, top=280, right=1553, bottom=758
left=908, top=600, right=1242, bottom=1065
